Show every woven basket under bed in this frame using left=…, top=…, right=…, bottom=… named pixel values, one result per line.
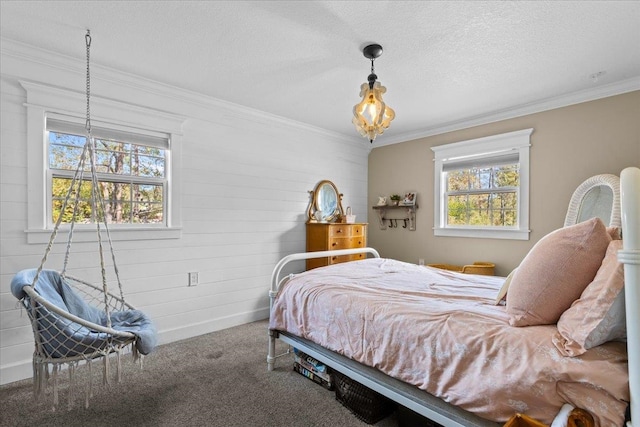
left=334, top=371, right=396, bottom=424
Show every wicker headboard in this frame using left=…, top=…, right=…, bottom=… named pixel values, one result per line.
left=564, top=173, right=621, bottom=228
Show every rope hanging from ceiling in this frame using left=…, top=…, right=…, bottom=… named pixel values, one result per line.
left=10, top=30, right=157, bottom=409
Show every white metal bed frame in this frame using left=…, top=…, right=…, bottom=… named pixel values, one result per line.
left=268, top=166, right=640, bottom=427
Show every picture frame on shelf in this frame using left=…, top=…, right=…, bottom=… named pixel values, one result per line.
left=401, top=192, right=417, bottom=206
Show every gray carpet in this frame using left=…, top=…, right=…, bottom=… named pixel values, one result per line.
left=0, top=320, right=401, bottom=427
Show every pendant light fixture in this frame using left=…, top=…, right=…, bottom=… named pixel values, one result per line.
left=352, top=43, right=395, bottom=143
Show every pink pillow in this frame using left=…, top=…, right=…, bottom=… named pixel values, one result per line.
left=506, top=217, right=611, bottom=326
left=553, top=239, right=626, bottom=356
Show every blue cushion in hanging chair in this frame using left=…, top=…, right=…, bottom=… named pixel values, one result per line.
left=11, top=269, right=157, bottom=358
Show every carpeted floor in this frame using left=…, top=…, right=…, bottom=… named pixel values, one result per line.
left=0, top=319, right=401, bottom=427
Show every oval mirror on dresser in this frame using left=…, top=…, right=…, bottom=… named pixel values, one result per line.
left=307, top=180, right=344, bottom=223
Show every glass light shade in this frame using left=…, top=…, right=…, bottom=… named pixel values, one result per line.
left=352, top=81, right=395, bottom=142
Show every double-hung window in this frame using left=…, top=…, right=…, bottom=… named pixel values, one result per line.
left=432, top=129, right=532, bottom=240
left=47, top=117, right=168, bottom=226
left=23, top=81, right=183, bottom=243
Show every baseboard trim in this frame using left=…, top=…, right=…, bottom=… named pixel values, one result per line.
left=158, top=308, right=270, bottom=344
left=0, top=360, right=33, bottom=386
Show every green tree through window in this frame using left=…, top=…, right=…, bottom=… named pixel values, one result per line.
left=49, top=131, right=166, bottom=225
left=445, top=165, right=519, bottom=227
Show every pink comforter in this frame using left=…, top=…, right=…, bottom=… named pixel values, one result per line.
left=269, top=258, right=629, bottom=426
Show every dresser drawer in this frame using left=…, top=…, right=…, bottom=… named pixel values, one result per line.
left=328, top=224, right=365, bottom=238
left=329, top=237, right=365, bottom=250
left=329, top=252, right=366, bottom=264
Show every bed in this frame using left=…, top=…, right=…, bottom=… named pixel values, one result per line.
left=267, top=166, right=639, bottom=427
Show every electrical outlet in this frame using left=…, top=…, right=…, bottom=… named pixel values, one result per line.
left=418, top=259, right=425, bottom=266
left=188, top=272, right=199, bottom=286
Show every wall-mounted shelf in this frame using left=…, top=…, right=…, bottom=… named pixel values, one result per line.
left=372, top=204, right=418, bottom=231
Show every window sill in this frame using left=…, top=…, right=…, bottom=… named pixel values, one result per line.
left=26, top=227, right=182, bottom=244
left=433, top=227, right=530, bottom=240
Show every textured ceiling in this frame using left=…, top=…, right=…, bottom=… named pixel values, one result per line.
left=1, top=1, right=639, bottom=145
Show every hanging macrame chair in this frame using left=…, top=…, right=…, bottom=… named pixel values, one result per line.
left=10, top=30, right=157, bottom=409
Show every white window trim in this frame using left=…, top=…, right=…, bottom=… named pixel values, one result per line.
left=22, top=80, right=184, bottom=243
left=431, top=128, right=532, bottom=240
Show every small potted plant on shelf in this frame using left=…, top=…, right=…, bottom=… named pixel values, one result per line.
left=390, top=194, right=401, bottom=206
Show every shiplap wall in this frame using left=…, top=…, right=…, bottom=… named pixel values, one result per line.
left=0, top=39, right=369, bottom=384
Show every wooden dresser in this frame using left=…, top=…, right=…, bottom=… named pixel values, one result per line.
left=306, top=223, right=368, bottom=270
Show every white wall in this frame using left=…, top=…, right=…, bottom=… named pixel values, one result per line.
left=0, top=39, right=369, bottom=384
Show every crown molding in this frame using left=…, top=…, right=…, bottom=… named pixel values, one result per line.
left=5, top=36, right=633, bottom=152
left=375, top=77, right=640, bottom=147
left=1, top=37, right=359, bottom=146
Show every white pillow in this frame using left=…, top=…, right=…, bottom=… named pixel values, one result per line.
left=494, top=268, right=516, bottom=305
